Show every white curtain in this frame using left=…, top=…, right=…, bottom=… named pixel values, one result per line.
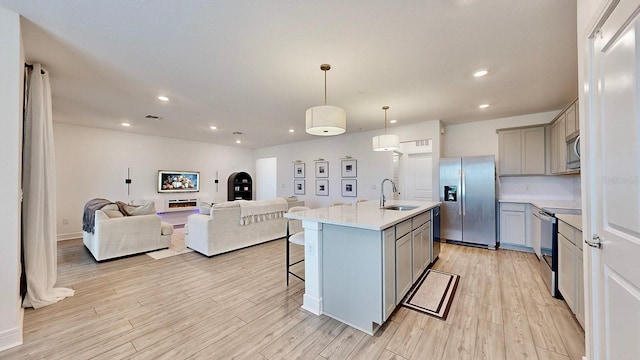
left=22, top=63, right=74, bottom=309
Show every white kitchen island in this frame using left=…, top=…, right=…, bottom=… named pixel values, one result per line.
left=285, top=199, right=440, bottom=335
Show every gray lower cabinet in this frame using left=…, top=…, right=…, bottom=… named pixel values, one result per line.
left=320, top=209, right=437, bottom=333
left=558, top=233, right=575, bottom=311
left=383, top=228, right=396, bottom=320
left=412, top=213, right=431, bottom=282
left=399, top=211, right=432, bottom=303
left=396, top=232, right=412, bottom=304
left=557, top=220, right=584, bottom=328
left=499, top=203, right=526, bottom=248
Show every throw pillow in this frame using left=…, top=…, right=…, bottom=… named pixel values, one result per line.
left=101, top=204, right=124, bottom=218
left=123, top=202, right=157, bottom=216
left=199, top=202, right=212, bottom=215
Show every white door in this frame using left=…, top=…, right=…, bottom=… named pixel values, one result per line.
left=404, top=153, right=432, bottom=201
left=255, top=157, right=277, bottom=200
left=588, top=2, right=640, bottom=358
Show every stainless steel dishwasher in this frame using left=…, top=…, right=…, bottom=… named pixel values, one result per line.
left=537, top=207, right=581, bottom=299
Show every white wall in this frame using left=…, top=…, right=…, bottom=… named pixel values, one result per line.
left=443, top=111, right=581, bottom=203
left=54, top=123, right=255, bottom=239
left=0, top=7, right=24, bottom=351
left=254, top=120, right=441, bottom=208
left=443, top=111, right=559, bottom=158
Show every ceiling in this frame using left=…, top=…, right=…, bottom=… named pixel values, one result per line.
left=1, top=0, right=578, bottom=149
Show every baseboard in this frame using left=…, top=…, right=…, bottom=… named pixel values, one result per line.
left=498, top=243, right=534, bottom=253
left=57, top=232, right=82, bottom=241
left=0, top=313, right=23, bottom=352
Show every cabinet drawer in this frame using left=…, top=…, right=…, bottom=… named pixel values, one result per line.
left=396, top=219, right=412, bottom=238
left=412, top=211, right=431, bottom=229
left=558, top=221, right=575, bottom=244
left=501, top=203, right=526, bottom=212
left=576, top=230, right=583, bottom=251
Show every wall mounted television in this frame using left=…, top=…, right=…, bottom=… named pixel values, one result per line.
left=158, top=170, right=200, bottom=193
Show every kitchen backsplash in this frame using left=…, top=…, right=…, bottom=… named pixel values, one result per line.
left=498, top=175, right=581, bottom=203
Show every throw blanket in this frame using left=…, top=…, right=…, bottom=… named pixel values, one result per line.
left=238, top=198, right=288, bottom=225
left=82, top=198, right=113, bottom=234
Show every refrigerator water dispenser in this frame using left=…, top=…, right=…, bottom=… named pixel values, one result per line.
left=444, top=186, right=457, bottom=201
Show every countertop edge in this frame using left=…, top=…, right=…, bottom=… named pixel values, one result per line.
left=498, top=198, right=581, bottom=211
left=285, top=202, right=441, bottom=231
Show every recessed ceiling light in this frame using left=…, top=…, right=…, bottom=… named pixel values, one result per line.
left=235, top=140, right=241, bottom=144
left=157, top=95, right=170, bottom=102
left=289, top=129, right=295, bottom=133
left=210, top=126, right=217, bottom=130
left=473, top=69, right=489, bottom=77
left=121, top=122, right=131, bottom=127
left=479, top=104, right=490, bottom=109
left=389, top=119, right=397, bottom=124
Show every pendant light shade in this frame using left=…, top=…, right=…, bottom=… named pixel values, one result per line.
left=306, top=64, right=346, bottom=136
left=372, top=134, right=400, bottom=151
left=306, top=105, right=346, bottom=136
left=373, top=106, right=400, bottom=151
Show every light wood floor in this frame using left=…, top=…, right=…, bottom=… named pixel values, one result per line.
left=0, top=239, right=585, bottom=360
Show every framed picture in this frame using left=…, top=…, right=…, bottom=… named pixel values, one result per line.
left=294, top=179, right=305, bottom=195
left=294, top=163, right=305, bottom=178
left=341, top=159, right=357, bottom=178
left=341, top=179, right=357, bottom=197
left=315, top=179, right=329, bottom=196
left=315, top=161, right=329, bottom=178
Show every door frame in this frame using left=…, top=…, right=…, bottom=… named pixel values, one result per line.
left=580, top=1, right=640, bottom=358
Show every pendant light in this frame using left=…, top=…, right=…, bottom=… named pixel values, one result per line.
left=372, top=106, right=400, bottom=151
left=306, top=64, right=346, bottom=136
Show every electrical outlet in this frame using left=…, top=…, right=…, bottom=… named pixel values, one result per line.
left=371, top=184, right=376, bottom=190
left=62, top=218, right=69, bottom=225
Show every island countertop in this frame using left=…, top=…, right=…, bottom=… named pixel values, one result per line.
left=284, top=199, right=440, bottom=231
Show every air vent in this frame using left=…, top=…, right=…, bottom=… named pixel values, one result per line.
left=145, top=115, right=162, bottom=120
left=415, top=139, right=430, bottom=147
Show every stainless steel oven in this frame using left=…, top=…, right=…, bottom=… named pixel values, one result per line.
left=538, top=207, right=581, bottom=299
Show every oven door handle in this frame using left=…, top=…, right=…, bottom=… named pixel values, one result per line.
left=537, top=210, right=556, bottom=223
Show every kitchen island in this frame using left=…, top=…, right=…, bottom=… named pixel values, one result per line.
left=285, top=199, right=440, bottom=335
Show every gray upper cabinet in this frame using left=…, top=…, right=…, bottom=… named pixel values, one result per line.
left=565, top=101, right=578, bottom=139
left=498, top=126, right=545, bottom=176
left=549, top=97, right=579, bottom=175
left=557, top=114, right=567, bottom=173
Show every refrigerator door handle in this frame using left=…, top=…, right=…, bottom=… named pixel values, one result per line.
left=461, top=170, right=466, bottom=216
left=458, top=169, right=462, bottom=215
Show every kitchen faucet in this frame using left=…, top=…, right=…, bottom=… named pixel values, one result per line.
left=380, top=178, right=397, bottom=208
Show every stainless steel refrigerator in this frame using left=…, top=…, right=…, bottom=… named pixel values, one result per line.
left=439, top=156, right=497, bottom=249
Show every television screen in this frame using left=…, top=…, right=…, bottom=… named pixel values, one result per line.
left=158, top=170, right=200, bottom=193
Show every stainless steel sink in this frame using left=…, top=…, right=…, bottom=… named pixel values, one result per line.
left=382, top=205, right=419, bottom=211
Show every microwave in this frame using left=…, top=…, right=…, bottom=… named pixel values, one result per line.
left=566, top=134, right=580, bottom=170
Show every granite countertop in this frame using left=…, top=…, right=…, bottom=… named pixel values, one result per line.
left=284, top=199, right=441, bottom=231
left=557, top=214, right=583, bottom=231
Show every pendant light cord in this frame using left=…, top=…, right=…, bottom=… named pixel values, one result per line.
left=324, top=69, right=327, bottom=105
left=383, top=106, right=389, bottom=134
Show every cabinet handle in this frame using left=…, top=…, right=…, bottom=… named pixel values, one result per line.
left=458, top=170, right=462, bottom=216
left=461, top=171, right=466, bottom=216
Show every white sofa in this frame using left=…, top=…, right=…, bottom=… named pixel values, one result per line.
left=186, top=197, right=304, bottom=256
left=83, top=203, right=173, bottom=261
